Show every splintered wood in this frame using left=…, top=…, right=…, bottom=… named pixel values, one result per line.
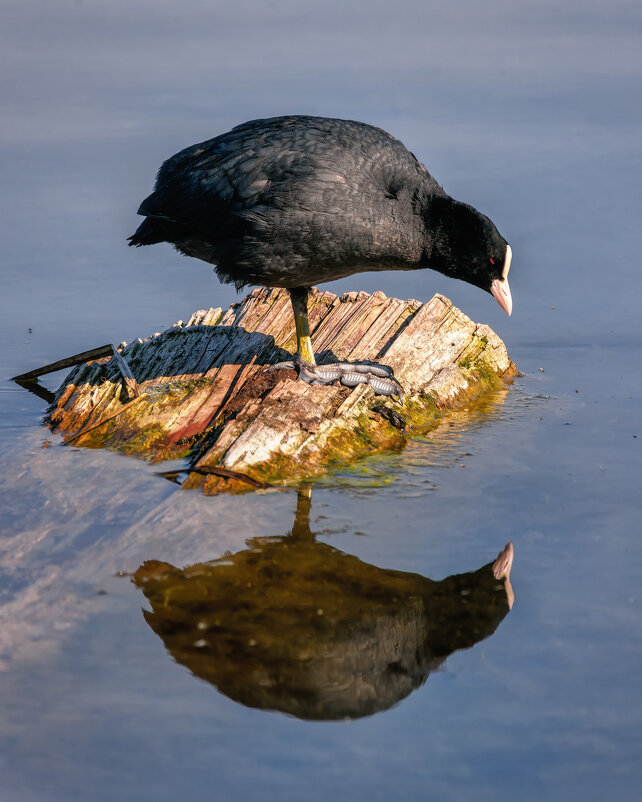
left=46, top=288, right=516, bottom=492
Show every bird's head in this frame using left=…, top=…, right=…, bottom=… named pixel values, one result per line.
left=426, top=197, right=513, bottom=316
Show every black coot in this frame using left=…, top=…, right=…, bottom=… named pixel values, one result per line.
left=130, top=116, right=512, bottom=397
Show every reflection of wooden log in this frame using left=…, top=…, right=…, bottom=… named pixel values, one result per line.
left=13, top=378, right=56, bottom=404
left=46, top=288, right=516, bottom=492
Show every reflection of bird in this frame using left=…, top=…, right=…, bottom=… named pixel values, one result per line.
left=129, top=116, right=512, bottom=397
left=134, top=491, right=514, bottom=720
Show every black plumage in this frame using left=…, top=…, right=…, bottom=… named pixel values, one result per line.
left=130, top=116, right=513, bottom=395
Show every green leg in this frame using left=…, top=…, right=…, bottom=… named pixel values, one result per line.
left=291, top=487, right=314, bottom=541
left=289, top=287, right=316, bottom=365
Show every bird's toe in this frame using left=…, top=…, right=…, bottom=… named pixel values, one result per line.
left=314, top=362, right=403, bottom=399
left=270, top=355, right=403, bottom=399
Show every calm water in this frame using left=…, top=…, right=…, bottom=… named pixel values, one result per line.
left=1, top=1, right=641, bottom=800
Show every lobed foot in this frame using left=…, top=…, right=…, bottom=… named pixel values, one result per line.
left=268, top=355, right=404, bottom=400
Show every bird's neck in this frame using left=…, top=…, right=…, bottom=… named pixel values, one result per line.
left=421, top=196, right=456, bottom=277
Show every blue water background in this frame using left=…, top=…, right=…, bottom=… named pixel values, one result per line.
left=1, top=1, right=641, bottom=800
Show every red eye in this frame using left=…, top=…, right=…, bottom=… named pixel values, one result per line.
left=490, top=257, right=495, bottom=265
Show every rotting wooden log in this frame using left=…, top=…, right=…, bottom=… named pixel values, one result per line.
left=45, top=288, right=517, bottom=493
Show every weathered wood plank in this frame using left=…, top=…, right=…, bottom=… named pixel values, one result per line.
left=45, top=288, right=517, bottom=492
left=12, top=344, right=113, bottom=380
left=109, top=345, right=141, bottom=398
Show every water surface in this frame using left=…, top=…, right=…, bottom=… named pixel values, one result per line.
left=1, top=1, right=641, bottom=800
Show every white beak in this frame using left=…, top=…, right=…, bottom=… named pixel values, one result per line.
left=490, top=244, right=513, bottom=316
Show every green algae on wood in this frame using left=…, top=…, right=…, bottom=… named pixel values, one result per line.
left=46, top=288, right=517, bottom=493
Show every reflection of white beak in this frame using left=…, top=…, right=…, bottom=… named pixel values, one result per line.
left=490, top=244, right=513, bottom=316
left=493, top=541, right=515, bottom=609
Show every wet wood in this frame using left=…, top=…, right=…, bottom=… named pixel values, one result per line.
left=45, top=287, right=517, bottom=492
left=63, top=395, right=149, bottom=445
left=157, top=465, right=272, bottom=489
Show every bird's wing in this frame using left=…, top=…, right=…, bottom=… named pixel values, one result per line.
left=136, top=118, right=437, bottom=260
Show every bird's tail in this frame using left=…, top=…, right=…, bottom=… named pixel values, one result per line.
left=128, top=217, right=186, bottom=247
